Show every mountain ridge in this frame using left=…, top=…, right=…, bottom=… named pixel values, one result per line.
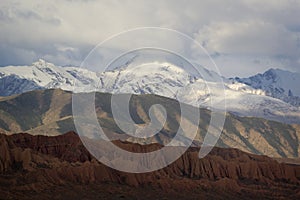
left=0, top=89, right=300, bottom=158
left=233, top=68, right=300, bottom=106
left=0, top=60, right=300, bottom=124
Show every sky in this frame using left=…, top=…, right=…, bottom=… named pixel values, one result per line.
left=0, top=0, right=300, bottom=77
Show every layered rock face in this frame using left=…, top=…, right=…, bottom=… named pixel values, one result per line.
left=0, top=132, right=300, bottom=199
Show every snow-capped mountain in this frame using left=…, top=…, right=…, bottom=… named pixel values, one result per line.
left=0, top=59, right=98, bottom=96
left=233, top=68, right=300, bottom=107
left=98, top=62, right=197, bottom=98
left=0, top=59, right=300, bottom=124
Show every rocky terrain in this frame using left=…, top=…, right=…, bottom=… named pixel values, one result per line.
left=0, top=132, right=299, bottom=199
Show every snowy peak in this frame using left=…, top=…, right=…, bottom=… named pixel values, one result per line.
left=32, top=59, right=55, bottom=68
left=262, top=68, right=280, bottom=82
left=0, top=60, right=300, bottom=124
left=98, top=62, right=198, bottom=97
left=0, top=60, right=98, bottom=95
left=234, top=68, right=300, bottom=106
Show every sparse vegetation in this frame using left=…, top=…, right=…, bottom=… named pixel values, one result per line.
left=0, top=89, right=299, bottom=158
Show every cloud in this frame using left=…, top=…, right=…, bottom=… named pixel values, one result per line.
left=194, top=19, right=300, bottom=76
left=0, top=0, right=299, bottom=77
left=195, top=20, right=300, bottom=56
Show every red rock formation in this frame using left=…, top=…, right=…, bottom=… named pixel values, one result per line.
left=0, top=132, right=299, bottom=199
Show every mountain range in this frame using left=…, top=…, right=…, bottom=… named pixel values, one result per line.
left=1, top=60, right=300, bottom=199
left=0, top=59, right=299, bottom=124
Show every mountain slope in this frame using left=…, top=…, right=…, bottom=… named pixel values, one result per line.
left=0, top=59, right=98, bottom=96
left=0, top=89, right=300, bottom=158
left=233, top=68, right=300, bottom=106
left=1, top=60, right=300, bottom=124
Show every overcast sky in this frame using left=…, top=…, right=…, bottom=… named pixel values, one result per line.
left=0, top=0, right=300, bottom=77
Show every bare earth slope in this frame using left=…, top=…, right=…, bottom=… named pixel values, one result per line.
left=0, top=89, right=300, bottom=158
